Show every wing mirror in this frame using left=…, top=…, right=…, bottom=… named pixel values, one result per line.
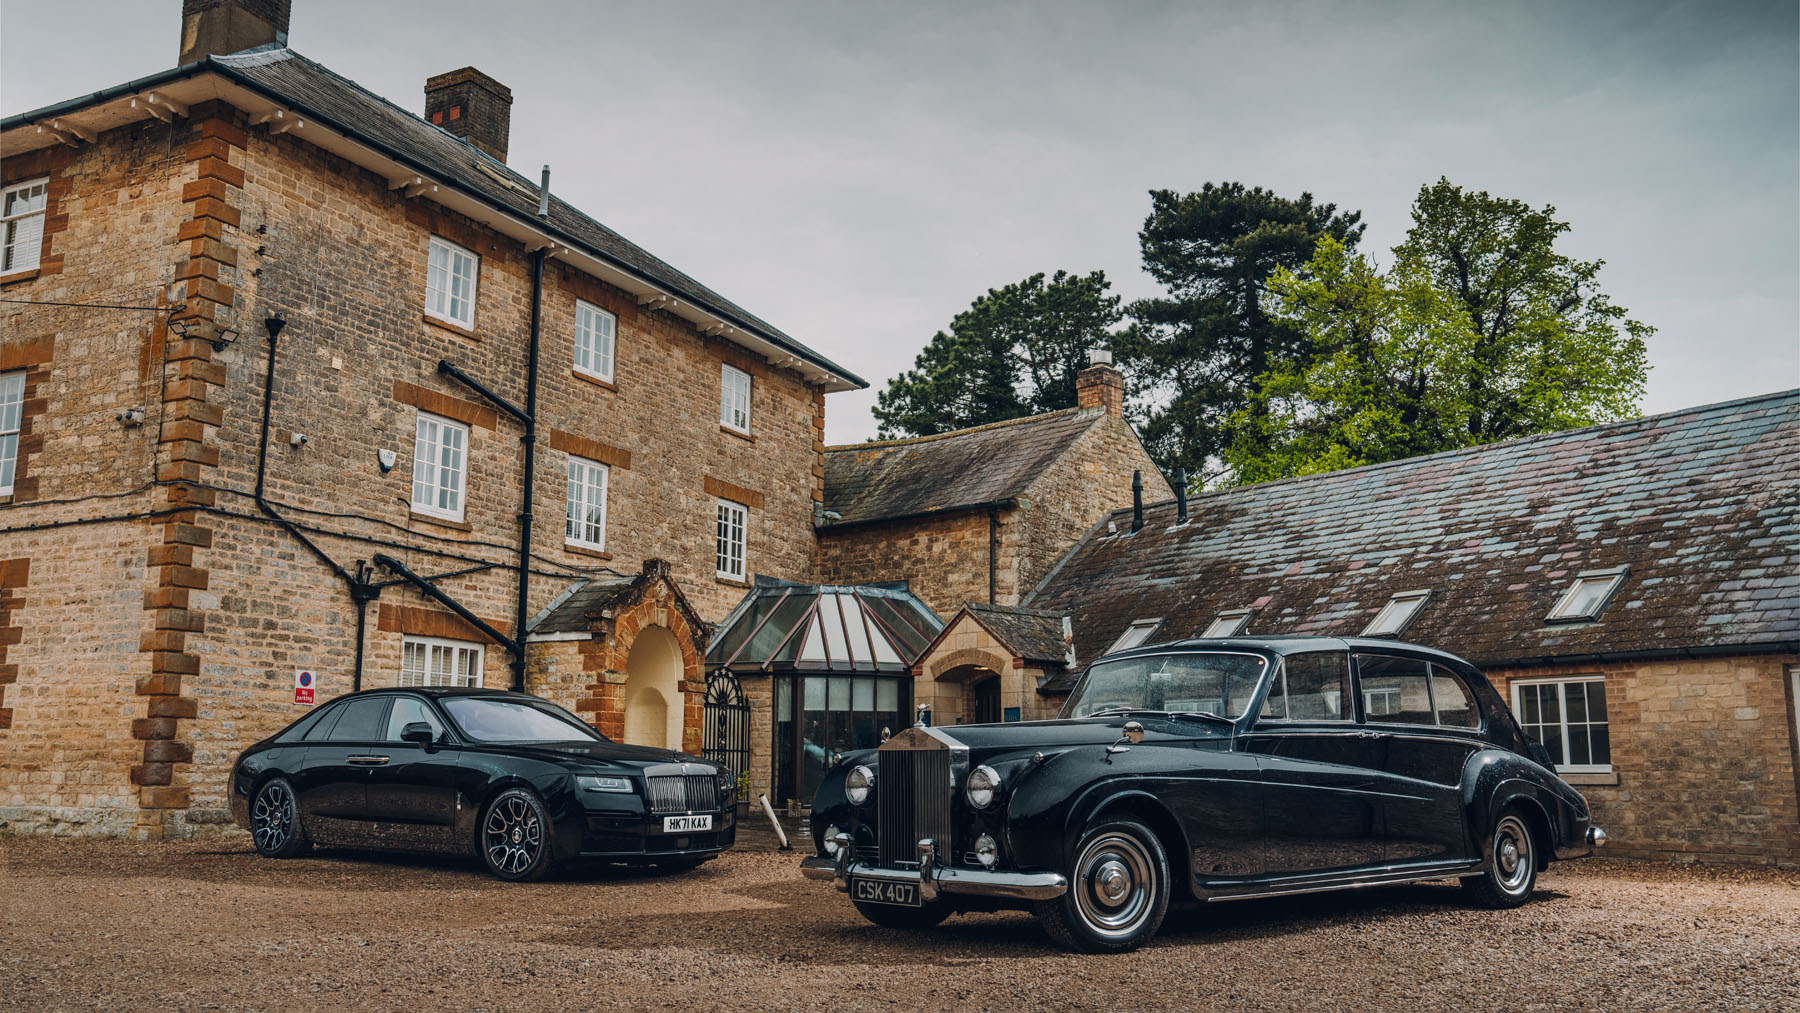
left=400, top=721, right=437, bottom=745
left=1122, top=720, right=1145, bottom=744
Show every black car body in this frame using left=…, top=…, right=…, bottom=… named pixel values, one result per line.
left=802, top=637, right=1602, bottom=951
left=230, top=688, right=735, bottom=879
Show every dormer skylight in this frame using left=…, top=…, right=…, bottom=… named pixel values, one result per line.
left=1105, top=618, right=1163, bottom=654
left=1200, top=608, right=1255, bottom=638
left=1546, top=566, right=1629, bottom=623
left=1361, top=590, right=1431, bottom=638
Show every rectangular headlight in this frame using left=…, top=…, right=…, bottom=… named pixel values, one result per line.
left=575, top=774, right=633, bottom=793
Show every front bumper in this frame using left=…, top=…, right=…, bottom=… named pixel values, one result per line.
left=577, top=806, right=736, bottom=858
left=800, top=835, right=1066, bottom=903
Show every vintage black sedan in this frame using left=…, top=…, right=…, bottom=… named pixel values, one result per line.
left=802, top=636, right=1603, bottom=951
left=229, top=687, right=735, bottom=880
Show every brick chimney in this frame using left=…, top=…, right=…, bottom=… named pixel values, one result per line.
left=178, top=0, right=291, bottom=64
left=1076, top=348, right=1125, bottom=418
left=425, top=68, right=514, bottom=163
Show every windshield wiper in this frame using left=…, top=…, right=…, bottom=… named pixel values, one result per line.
left=1165, top=710, right=1234, bottom=725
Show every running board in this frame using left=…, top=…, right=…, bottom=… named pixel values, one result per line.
left=1202, top=862, right=1484, bottom=902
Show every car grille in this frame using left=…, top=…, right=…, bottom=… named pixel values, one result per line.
left=877, top=745, right=952, bottom=866
left=646, top=774, right=718, bottom=814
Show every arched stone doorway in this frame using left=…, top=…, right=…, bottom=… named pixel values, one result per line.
left=623, top=625, right=684, bottom=750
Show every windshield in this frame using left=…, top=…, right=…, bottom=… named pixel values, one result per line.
left=1068, top=652, right=1270, bottom=720
left=442, top=697, right=607, bottom=743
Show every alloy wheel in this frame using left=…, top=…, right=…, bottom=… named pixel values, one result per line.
left=251, top=781, right=294, bottom=853
left=483, top=794, right=543, bottom=875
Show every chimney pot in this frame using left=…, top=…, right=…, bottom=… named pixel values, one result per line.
left=425, top=67, right=514, bottom=163
left=178, top=0, right=291, bottom=64
left=1130, top=470, right=1144, bottom=533
left=1076, top=349, right=1125, bottom=418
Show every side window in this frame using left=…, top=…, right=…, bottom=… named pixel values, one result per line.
left=1355, top=654, right=1433, bottom=725
left=323, top=696, right=390, bottom=741
left=1274, top=651, right=1350, bottom=720
left=384, top=696, right=445, bottom=741
left=1430, top=666, right=1480, bottom=728
left=279, top=705, right=335, bottom=742
left=301, top=702, right=346, bottom=741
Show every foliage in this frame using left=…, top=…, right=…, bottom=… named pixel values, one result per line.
left=874, top=270, right=1122, bottom=439
left=1229, top=179, right=1652, bottom=483
left=1114, top=183, right=1365, bottom=482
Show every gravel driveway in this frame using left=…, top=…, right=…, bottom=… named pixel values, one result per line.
left=3, top=829, right=1795, bottom=1011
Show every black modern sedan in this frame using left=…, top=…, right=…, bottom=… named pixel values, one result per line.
left=229, top=688, right=735, bottom=880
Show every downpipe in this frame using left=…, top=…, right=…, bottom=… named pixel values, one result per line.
left=512, top=245, right=546, bottom=692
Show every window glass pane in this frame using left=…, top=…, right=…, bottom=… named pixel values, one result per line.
left=1587, top=681, right=1607, bottom=722
left=1260, top=665, right=1287, bottom=718
left=1071, top=652, right=1269, bottom=719
left=303, top=703, right=346, bottom=741
left=1430, top=669, right=1479, bottom=728
left=1282, top=652, right=1349, bottom=720
left=324, top=697, right=388, bottom=741
left=1363, top=593, right=1429, bottom=636
left=852, top=677, right=875, bottom=711
left=817, top=593, right=850, bottom=665
left=0, top=372, right=23, bottom=433
left=1355, top=655, right=1433, bottom=724
left=401, top=640, right=426, bottom=686
left=876, top=679, right=899, bottom=712
left=384, top=697, right=444, bottom=740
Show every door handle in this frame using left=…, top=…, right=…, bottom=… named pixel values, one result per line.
left=346, top=755, right=390, bottom=766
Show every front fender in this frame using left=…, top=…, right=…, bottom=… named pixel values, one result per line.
left=1003, top=745, right=1199, bottom=882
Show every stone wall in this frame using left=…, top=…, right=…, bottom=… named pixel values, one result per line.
left=1015, top=413, right=1166, bottom=596
left=816, top=509, right=997, bottom=618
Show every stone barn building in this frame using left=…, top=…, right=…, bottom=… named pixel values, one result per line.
left=0, top=0, right=864, bottom=835
left=910, top=392, right=1799, bottom=866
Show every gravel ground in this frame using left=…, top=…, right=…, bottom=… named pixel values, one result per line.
left=2, top=828, right=1796, bottom=1012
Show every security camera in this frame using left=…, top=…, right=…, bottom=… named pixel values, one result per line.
left=289, top=432, right=308, bottom=447
left=116, top=407, right=146, bottom=427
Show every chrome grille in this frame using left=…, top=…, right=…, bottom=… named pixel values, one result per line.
left=877, top=747, right=951, bottom=866
left=646, top=774, right=718, bottom=814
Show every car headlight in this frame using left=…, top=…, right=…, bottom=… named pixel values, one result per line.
left=716, top=769, right=733, bottom=804
left=966, top=765, right=1001, bottom=809
left=575, top=774, right=633, bottom=793
left=845, top=764, right=874, bottom=806
left=822, top=824, right=843, bottom=856
left=974, top=833, right=999, bottom=867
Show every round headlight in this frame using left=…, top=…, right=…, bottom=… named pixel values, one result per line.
left=845, top=764, right=874, bottom=806
left=822, top=824, right=843, bottom=856
left=966, top=764, right=1001, bottom=809
left=974, top=833, right=999, bottom=868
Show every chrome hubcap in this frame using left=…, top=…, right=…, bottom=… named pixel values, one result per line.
left=1072, top=831, right=1156, bottom=940
left=251, top=782, right=293, bottom=853
left=1493, top=815, right=1533, bottom=894
left=484, top=795, right=542, bottom=875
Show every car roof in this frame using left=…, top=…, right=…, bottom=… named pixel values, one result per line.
left=324, top=687, right=541, bottom=701
left=1099, top=635, right=1478, bottom=668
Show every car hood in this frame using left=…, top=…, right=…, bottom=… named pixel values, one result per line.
left=918, top=715, right=1232, bottom=754
left=483, top=739, right=713, bottom=769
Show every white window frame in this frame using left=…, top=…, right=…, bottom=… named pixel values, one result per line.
left=1106, top=618, right=1163, bottom=655
left=564, top=454, right=609, bottom=551
left=1547, top=566, right=1629, bottom=623
left=410, top=411, right=469, bottom=522
left=400, top=635, right=484, bottom=688
left=425, top=235, right=479, bottom=329
left=716, top=497, right=747, bottom=581
left=1511, top=676, right=1611, bottom=774
left=1200, top=608, right=1255, bottom=638
left=0, top=371, right=23, bottom=496
left=1362, top=589, right=1431, bottom=637
left=720, top=363, right=751, bottom=434
left=1, top=177, right=48, bottom=275
left=573, top=300, right=616, bottom=383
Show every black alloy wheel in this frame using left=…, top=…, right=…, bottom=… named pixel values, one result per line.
left=250, top=777, right=309, bottom=858
left=1036, top=817, right=1170, bottom=952
left=851, top=899, right=953, bottom=930
left=480, top=788, right=555, bottom=882
left=1462, top=806, right=1538, bottom=908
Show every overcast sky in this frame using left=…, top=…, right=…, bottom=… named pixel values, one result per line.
left=4, top=0, right=1795, bottom=443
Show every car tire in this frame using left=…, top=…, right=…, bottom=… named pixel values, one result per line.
left=851, top=899, right=953, bottom=930
left=249, top=776, right=310, bottom=859
left=1036, top=817, right=1170, bottom=953
left=1462, top=807, right=1538, bottom=909
left=479, top=787, right=556, bottom=882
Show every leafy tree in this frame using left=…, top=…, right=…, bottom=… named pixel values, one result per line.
left=874, top=270, right=1121, bottom=439
left=1115, top=184, right=1365, bottom=482
left=1229, top=179, right=1652, bottom=483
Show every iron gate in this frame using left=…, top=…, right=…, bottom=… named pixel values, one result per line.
left=702, top=668, right=750, bottom=796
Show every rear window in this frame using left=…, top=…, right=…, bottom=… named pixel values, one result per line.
left=321, top=696, right=390, bottom=742
left=1263, top=651, right=1351, bottom=721
left=1355, top=654, right=1434, bottom=725
left=1430, top=667, right=1481, bottom=728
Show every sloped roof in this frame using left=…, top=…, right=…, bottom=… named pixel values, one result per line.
left=1026, top=391, right=1800, bottom=673
left=962, top=602, right=1072, bottom=666
left=706, top=582, right=944, bottom=673
left=527, top=576, right=638, bottom=635
left=821, top=409, right=1101, bottom=527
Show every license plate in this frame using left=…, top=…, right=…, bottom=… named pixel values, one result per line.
left=662, top=814, right=713, bottom=833
left=851, top=877, right=921, bottom=908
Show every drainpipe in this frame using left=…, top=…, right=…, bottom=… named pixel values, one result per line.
left=511, top=243, right=545, bottom=692
left=986, top=505, right=999, bottom=605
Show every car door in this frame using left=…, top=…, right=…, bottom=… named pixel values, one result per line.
left=1352, top=654, right=1481, bottom=866
left=362, top=695, right=464, bottom=851
left=297, top=694, right=393, bottom=837
left=1240, top=650, right=1388, bottom=877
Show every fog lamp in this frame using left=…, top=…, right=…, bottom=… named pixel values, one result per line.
left=846, top=764, right=874, bottom=806
left=974, top=833, right=999, bottom=868
left=822, top=825, right=843, bottom=856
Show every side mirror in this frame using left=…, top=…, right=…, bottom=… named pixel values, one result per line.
left=401, top=721, right=436, bottom=745
left=1122, top=720, right=1145, bottom=744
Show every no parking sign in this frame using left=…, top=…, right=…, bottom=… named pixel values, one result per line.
left=294, top=669, right=315, bottom=705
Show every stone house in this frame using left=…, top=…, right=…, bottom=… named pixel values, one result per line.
left=915, top=391, right=1799, bottom=865
left=0, top=0, right=863, bottom=835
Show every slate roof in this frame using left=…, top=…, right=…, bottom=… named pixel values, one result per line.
left=2, top=46, right=863, bottom=389
left=962, top=602, right=1072, bottom=666
left=1026, top=391, right=1800, bottom=680
left=527, top=577, right=637, bottom=635
left=821, top=409, right=1102, bottom=527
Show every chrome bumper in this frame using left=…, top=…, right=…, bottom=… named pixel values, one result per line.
left=800, top=835, right=1067, bottom=902
left=1587, top=826, right=1607, bottom=848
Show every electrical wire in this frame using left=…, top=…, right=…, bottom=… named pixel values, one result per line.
left=0, top=298, right=184, bottom=313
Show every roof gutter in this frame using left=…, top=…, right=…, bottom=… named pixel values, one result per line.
left=1471, top=640, right=1800, bottom=671
left=816, top=498, right=1019, bottom=533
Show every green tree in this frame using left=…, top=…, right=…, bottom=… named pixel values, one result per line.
left=1115, top=184, right=1365, bottom=482
left=1230, top=179, right=1652, bottom=483
left=874, top=270, right=1121, bottom=439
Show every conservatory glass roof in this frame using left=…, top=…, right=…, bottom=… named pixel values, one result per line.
left=706, top=582, right=944, bottom=673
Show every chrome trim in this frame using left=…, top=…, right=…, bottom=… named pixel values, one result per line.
left=800, top=837, right=1068, bottom=902
left=1203, top=861, right=1484, bottom=902
left=1587, top=826, right=1607, bottom=848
